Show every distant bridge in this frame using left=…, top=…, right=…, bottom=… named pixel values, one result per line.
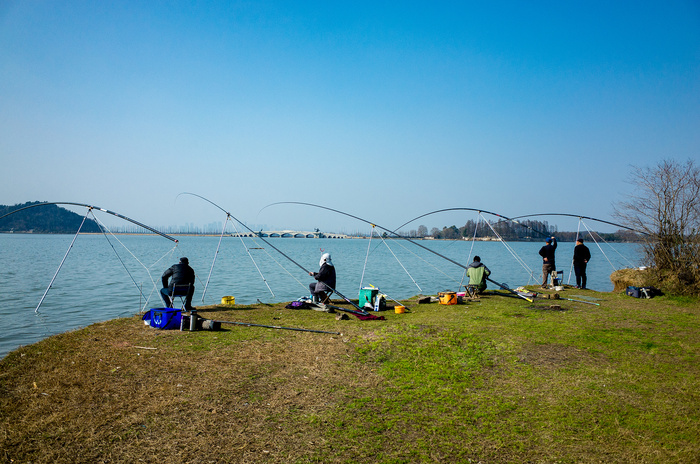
left=231, top=230, right=349, bottom=239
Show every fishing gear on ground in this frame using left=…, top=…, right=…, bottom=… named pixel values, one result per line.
left=143, top=308, right=340, bottom=334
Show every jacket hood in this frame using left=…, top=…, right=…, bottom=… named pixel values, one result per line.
left=320, top=253, right=333, bottom=267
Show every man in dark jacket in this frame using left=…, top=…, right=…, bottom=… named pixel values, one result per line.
left=161, top=257, right=196, bottom=310
left=309, top=252, right=336, bottom=305
left=573, top=238, right=591, bottom=289
left=538, top=236, right=557, bottom=288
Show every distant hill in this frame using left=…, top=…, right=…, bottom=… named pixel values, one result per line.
left=0, top=202, right=101, bottom=234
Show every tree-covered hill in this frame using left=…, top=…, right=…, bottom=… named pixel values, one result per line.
left=0, top=202, right=101, bottom=234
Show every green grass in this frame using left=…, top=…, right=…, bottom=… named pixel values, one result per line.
left=310, top=292, right=700, bottom=463
left=2, top=291, right=699, bottom=463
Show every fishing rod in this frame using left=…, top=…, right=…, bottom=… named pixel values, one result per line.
left=391, top=207, right=552, bottom=239
left=0, top=202, right=178, bottom=242
left=261, top=202, right=532, bottom=302
left=178, top=193, right=370, bottom=315
left=560, top=297, right=600, bottom=306
left=506, top=213, right=649, bottom=236
left=484, top=277, right=533, bottom=302
left=211, top=319, right=340, bottom=335
left=1, top=202, right=177, bottom=313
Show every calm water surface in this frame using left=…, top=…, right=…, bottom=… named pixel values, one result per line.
left=0, top=234, right=642, bottom=358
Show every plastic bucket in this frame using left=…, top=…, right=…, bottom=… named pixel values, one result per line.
left=395, top=305, right=406, bottom=314
left=439, top=292, right=457, bottom=305
left=221, top=296, right=235, bottom=305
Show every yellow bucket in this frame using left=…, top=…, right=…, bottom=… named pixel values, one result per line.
left=395, top=305, right=406, bottom=314
left=221, top=296, right=235, bottom=305
left=439, top=292, right=457, bottom=305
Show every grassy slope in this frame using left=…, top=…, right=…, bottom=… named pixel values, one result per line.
left=1, top=289, right=699, bottom=463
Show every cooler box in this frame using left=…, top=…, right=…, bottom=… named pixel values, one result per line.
left=143, top=308, right=182, bottom=330
left=359, top=287, right=378, bottom=309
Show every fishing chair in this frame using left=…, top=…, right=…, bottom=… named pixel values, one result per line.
left=551, top=270, right=563, bottom=287
left=316, top=290, right=333, bottom=305
left=169, top=284, right=192, bottom=310
left=465, top=285, right=479, bottom=298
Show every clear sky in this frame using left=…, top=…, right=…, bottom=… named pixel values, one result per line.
left=1, top=1, right=698, bottom=234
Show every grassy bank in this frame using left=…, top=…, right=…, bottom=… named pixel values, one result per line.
left=1, top=288, right=699, bottom=463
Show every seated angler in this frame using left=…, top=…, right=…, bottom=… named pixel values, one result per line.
left=160, top=257, right=196, bottom=311
left=466, top=255, right=491, bottom=294
left=308, top=252, right=336, bottom=305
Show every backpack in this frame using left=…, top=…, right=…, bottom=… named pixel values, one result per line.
left=626, top=286, right=662, bottom=299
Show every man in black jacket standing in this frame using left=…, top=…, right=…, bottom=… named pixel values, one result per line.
left=573, top=238, right=592, bottom=289
left=160, top=257, right=196, bottom=310
left=539, top=237, right=557, bottom=288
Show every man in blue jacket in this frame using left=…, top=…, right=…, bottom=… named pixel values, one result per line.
left=538, top=237, right=557, bottom=288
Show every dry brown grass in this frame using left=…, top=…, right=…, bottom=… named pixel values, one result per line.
left=1, top=303, right=381, bottom=463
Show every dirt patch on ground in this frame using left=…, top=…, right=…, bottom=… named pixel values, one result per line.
left=517, top=342, right=593, bottom=369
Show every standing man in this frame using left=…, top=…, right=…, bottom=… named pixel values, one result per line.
left=538, top=236, right=557, bottom=288
left=161, top=257, right=196, bottom=311
left=573, top=238, right=591, bottom=289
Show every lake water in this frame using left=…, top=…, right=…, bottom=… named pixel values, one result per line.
left=0, top=233, right=642, bottom=358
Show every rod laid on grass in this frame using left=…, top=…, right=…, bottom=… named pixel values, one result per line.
left=212, top=319, right=340, bottom=335
left=485, top=277, right=532, bottom=302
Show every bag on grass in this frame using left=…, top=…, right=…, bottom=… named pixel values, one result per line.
left=626, top=286, right=662, bottom=299
left=143, top=308, right=182, bottom=330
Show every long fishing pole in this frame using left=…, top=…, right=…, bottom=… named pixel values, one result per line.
left=560, top=297, right=600, bottom=306
left=178, top=193, right=369, bottom=314
left=485, top=277, right=533, bottom=302
left=0, top=202, right=178, bottom=242
left=391, top=207, right=552, bottom=239
left=506, top=213, right=648, bottom=236
left=261, top=202, right=532, bottom=302
left=212, top=319, right=340, bottom=334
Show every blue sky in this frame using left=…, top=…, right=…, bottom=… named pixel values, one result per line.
left=1, top=1, right=698, bottom=234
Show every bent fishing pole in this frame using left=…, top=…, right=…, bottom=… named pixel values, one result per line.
left=391, top=207, right=552, bottom=240
left=0, top=202, right=178, bottom=242
left=506, top=213, right=648, bottom=236
left=1, top=202, right=178, bottom=313
left=179, top=193, right=370, bottom=315
left=261, top=202, right=533, bottom=302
